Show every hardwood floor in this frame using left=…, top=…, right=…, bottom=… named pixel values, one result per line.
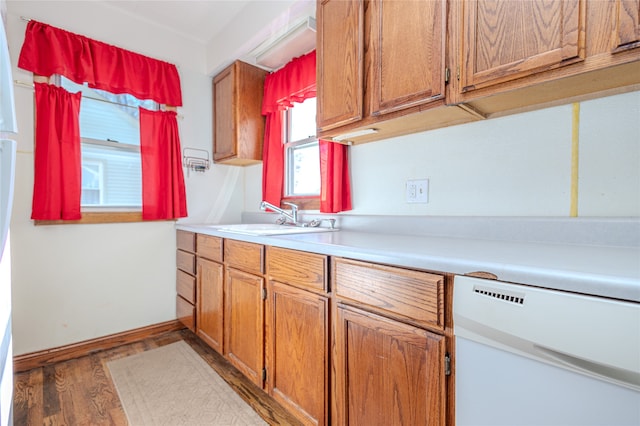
left=13, top=329, right=303, bottom=425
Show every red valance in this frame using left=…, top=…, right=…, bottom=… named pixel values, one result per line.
left=18, top=20, right=182, bottom=106
left=262, top=50, right=316, bottom=114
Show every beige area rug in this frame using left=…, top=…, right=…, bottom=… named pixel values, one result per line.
left=107, top=341, right=267, bottom=426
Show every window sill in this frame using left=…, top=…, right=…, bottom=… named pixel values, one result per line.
left=34, top=211, right=164, bottom=225
left=281, top=196, right=320, bottom=211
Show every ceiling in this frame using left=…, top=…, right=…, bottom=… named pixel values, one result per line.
left=101, top=0, right=253, bottom=45
left=99, top=0, right=316, bottom=72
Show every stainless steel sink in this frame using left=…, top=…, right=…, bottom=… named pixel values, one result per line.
left=211, top=223, right=337, bottom=236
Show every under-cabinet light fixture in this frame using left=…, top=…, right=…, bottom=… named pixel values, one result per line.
left=332, top=128, right=379, bottom=143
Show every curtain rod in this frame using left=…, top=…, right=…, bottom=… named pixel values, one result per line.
left=14, top=79, right=142, bottom=110
left=13, top=79, right=183, bottom=119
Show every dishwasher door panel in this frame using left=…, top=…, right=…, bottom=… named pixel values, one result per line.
left=453, top=275, right=640, bottom=425
left=456, top=337, right=640, bottom=426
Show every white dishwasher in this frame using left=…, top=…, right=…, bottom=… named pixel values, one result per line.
left=453, top=275, right=640, bottom=426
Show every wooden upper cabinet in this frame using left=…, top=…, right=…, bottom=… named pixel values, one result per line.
left=317, top=0, right=477, bottom=144
left=459, top=0, right=586, bottom=92
left=369, top=0, right=446, bottom=115
left=213, top=60, right=267, bottom=166
left=317, top=0, right=364, bottom=132
left=450, top=0, right=640, bottom=114
left=614, top=0, right=640, bottom=50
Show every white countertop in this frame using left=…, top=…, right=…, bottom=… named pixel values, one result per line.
left=177, top=217, right=640, bottom=303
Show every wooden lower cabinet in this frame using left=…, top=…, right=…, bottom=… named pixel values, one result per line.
left=334, top=304, right=446, bottom=426
left=266, top=280, right=329, bottom=426
left=197, top=257, right=224, bottom=354
left=178, top=235, right=451, bottom=425
left=176, top=230, right=196, bottom=331
left=224, top=267, right=265, bottom=388
left=176, top=293, right=195, bottom=332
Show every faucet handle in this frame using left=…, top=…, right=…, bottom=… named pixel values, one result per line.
left=308, top=218, right=336, bottom=229
left=282, top=202, right=299, bottom=211
left=282, top=202, right=299, bottom=223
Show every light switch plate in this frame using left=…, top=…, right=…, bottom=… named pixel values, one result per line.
left=406, top=179, right=429, bottom=203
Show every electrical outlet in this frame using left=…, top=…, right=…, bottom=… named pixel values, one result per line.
left=406, top=179, right=429, bottom=203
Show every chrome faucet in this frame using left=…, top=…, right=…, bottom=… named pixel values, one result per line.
left=260, top=201, right=299, bottom=225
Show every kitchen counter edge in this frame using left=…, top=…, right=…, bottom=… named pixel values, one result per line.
left=176, top=224, right=640, bottom=303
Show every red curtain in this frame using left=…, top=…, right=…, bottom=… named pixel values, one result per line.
left=319, top=140, right=352, bottom=213
left=261, top=51, right=316, bottom=207
left=31, top=83, right=82, bottom=220
left=261, top=112, right=284, bottom=206
left=261, top=50, right=352, bottom=213
left=18, top=20, right=182, bottom=106
left=139, top=108, right=187, bottom=220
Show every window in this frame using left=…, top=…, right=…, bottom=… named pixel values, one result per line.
left=61, top=77, right=158, bottom=210
left=81, top=161, right=103, bottom=205
left=284, top=97, right=320, bottom=199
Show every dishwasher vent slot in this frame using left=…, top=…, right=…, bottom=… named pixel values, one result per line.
left=473, top=285, right=525, bottom=305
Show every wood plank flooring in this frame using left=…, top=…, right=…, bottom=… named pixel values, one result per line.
left=13, top=329, right=303, bottom=425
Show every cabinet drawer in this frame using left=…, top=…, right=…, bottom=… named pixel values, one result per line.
left=176, top=295, right=195, bottom=332
left=177, top=269, right=196, bottom=305
left=333, top=258, right=444, bottom=330
left=267, top=246, right=328, bottom=293
left=224, top=239, right=264, bottom=275
left=176, top=230, right=195, bottom=253
left=177, top=250, right=196, bottom=275
left=197, top=234, right=223, bottom=262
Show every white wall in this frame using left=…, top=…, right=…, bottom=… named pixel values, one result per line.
left=245, top=91, right=640, bottom=217
left=5, top=1, right=246, bottom=355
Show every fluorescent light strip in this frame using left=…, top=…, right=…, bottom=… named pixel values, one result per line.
left=332, top=128, right=379, bottom=142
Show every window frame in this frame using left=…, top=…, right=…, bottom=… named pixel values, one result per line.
left=281, top=99, right=320, bottom=210
left=32, top=75, right=167, bottom=225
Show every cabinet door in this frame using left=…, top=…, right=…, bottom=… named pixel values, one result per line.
left=197, top=258, right=224, bottom=354
left=317, top=0, right=364, bottom=132
left=212, top=61, right=266, bottom=165
left=224, top=267, right=265, bottom=388
left=334, top=304, right=446, bottom=426
left=213, top=65, right=235, bottom=161
left=460, top=0, right=585, bottom=92
left=266, top=281, right=329, bottom=426
left=615, top=0, right=640, bottom=50
left=369, top=0, right=446, bottom=115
